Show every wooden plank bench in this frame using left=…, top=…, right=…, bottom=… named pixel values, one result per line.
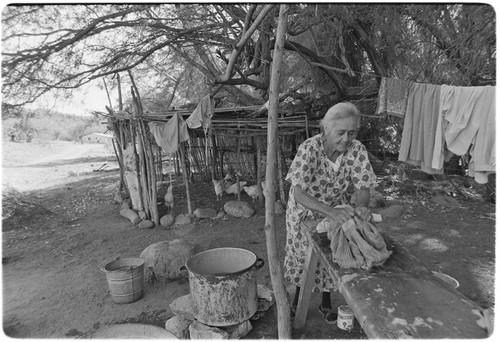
left=293, top=220, right=489, bottom=338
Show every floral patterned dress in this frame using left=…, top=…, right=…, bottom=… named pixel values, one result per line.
left=284, top=134, right=377, bottom=292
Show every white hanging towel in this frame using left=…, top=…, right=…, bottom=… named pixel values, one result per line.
left=186, top=95, right=214, bottom=134
left=432, top=85, right=495, bottom=183
left=148, top=113, right=189, bottom=154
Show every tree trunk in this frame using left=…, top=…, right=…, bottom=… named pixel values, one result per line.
left=264, top=4, right=292, bottom=339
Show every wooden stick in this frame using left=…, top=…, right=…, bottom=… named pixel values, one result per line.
left=276, top=138, right=286, bottom=204
left=117, top=73, right=123, bottom=111
left=256, top=136, right=264, bottom=205
left=264, top=5, right=292, bottom=338
left=179, top=141, right=193, bottom=214
left=111, top=138, right=125, bottom=192
left=210, top=128, right=218, bottom=180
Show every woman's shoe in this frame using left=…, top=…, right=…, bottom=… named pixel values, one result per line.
left=319, top=305, right=338, bottom=324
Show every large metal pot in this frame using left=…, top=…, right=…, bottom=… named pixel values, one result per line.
left=184, top=247, right=264, bottom=327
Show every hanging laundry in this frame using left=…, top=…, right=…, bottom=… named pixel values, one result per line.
left=399, top=82, right=442, bottom=174
left=432, top=85, right=495, bottom=183
left=186, top=95, right=214, bottom=134
left=148, top=113, right=189, bottom=154
left=375, top=77, right=412, bottom=117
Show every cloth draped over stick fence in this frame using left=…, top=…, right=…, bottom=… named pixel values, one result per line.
left=100, top=91, right=316, bottom=224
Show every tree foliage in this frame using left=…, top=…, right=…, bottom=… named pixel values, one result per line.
left=2, top=3, right=495, bottom=113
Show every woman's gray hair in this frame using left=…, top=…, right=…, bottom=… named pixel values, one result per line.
left=320, top=102, right=361, bottom=131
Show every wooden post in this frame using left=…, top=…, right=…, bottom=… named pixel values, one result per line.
left=117, top=73, right=123, bottom=111
left=179, top=141, right=193, bottom=215
left=210, top=128, right=218, bottom=180
left=256, top=136, right=264, bottom=205
left=236, top=132, right=242, bottom=201
left=276, top=137, right=286, bottom=204
left=264, top=4, right=292, bottom=339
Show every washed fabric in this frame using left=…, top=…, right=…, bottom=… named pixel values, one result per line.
left=432, top=85, right=495, bottom=183
left=399, top=82, right=442, bottom=174
left=316, top=211, right=391, bottom=270
left=148, top=113, right=189, bottom=154
left=284, top=135, right=377, bottom=292
left=375, top=77, right=412, bottom=117
left=186, top=95, right=214, bottom=134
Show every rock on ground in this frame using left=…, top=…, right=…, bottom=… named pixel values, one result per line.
left=160, top=214, right=175, bottom=227
left=164, top=316, right=190, bottom=339
left=224, top=201, right=254, bottom=218
left=170, top=294, right=196, bottom=321
left=189, top=321, right=229, bottom=339
left=140, top=240, right=201, bottom=281
left=193, top=208, right=218, bottom=219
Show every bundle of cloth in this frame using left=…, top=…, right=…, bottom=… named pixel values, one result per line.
left=316, top=206, right=392, bottom=270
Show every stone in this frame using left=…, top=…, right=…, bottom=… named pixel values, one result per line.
left=222, top=320, right=252, bottom=339
left=113, top=190, right=127, bottom=204
left=175, top=213, right=192, bottom=225
left=257, top=284, right=274, bottom=302
left=119, top=208, right=141, bottom=224
left=189, top=321, right=229, bottom=339
left=193, top=208, right=218, bottom=219
left=138, top=210, right=147, bottom=220
left=120, top=199, right=132, bottom=210
left=138, top=219, right=154, bottom=229
left=380, top=204, right=405, bottom=218
left=250, top=311, right=266, bottom=321
left=164, top=315, right=190, bottom=339
left=257, top=298, right=274, bottom=312
left=140, top=239, right=201, bottom=281
left=274, top=200, right=285, bottom=215
left=224, top=201, right=254, bottom=218
left=169, top=294, right=196, bottom=322
left=160, top=214, right=175, bottom=227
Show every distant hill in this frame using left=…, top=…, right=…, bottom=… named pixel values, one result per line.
left=2, top=107, right=106, bottom=142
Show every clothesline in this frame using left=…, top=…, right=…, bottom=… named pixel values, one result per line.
left=378, top=76, right=496, bottom=184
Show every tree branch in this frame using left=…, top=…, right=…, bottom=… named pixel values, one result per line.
left=215, top=4, right=275, bottom=83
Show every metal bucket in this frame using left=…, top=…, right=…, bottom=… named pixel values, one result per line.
left=184, top=247, right=264, bottom=327
left=102, top=257, right=145, bottom=304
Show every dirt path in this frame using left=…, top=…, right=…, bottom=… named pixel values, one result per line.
left=2, top=140, right=118, bottom=192
left=2, top=139, right=495, bottom=339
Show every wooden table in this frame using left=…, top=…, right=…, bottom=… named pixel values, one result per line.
left=293, top=220, right=488, bottom=338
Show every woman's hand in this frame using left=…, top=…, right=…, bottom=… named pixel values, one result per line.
left=354, top=206, right=371, bottom=222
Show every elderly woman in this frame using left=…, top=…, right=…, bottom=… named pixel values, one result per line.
left=284, top=102, right=377, bottom=323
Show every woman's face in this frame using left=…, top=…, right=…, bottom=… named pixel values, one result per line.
left=324, top=117, right=358, bottom=152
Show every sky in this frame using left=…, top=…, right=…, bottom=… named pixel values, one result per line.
left=25, top=82, right=117, bottom=117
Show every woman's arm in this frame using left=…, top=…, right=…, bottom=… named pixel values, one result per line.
left=293, top=185, right=354, bottom=223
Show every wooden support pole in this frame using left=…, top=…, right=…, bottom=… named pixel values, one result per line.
left=117, top=73, right=123, bottom=111
left=256, top=137, right=264, bottom=205
left=264, top=4, right=292, bottom=339
left=210, top=129, right=218, bottom=180
left=276, top=138, right=286, bottom=205
left=179, top=142, right=193, bottom=215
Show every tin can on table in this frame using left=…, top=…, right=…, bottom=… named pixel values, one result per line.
left=337, top=305, right=355, bottom=331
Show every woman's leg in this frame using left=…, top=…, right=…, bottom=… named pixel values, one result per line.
left=319, top=291, right=337, bottom=323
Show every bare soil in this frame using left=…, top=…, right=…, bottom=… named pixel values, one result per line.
left=2, top=139, right=495, bottom=339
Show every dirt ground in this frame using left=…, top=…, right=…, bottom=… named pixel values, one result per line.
left=2, top=139, right=496, bottom=339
